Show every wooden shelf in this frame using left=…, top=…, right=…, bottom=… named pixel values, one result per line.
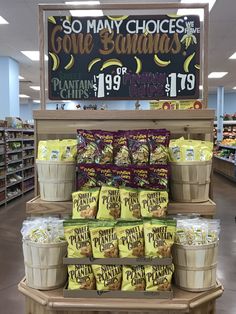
left=18, top=278, right=223, bottom=313
left=26, top=196, right=216, bottom=216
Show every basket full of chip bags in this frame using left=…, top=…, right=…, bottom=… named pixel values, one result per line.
left=36, top=139, right=77, bottom=201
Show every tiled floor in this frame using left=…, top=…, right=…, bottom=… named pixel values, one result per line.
left=0, top=174, right=235, bottom=314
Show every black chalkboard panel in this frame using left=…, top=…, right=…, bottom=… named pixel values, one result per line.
left=48, top=15, right=200, bottom=100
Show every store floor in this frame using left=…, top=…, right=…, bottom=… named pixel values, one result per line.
left=0, top=175, right=235, bottom=314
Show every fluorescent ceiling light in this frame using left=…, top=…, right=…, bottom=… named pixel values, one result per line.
left=19, top=94, right=30, bottom=98
left=199, top=85, right=203, bottom=90
left=233, top=87, right=236, bottom=90
left=229, top=52, right=236, bottom=59
left=70, top=9, right=103, bottom=16
left=177, top=0, right=216, bottom=22
left=19, top=75, right=24, bottom=80
left=33, top=100, right=40, bottom=103
left=65, top=1, right=100, bottom=4
left=208, top=72, right=228, bottom=78
left=30, top=86, right=40, bottom=91
left=21, top=51, right=48, bottom=61
left=0, top=16, right=9, bottom=24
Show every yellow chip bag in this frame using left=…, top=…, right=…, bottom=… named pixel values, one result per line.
left=37, top=140, right=49, bottom=160
left=120, top=187, right=141, bottom=219
left=122, top=266, right=145, bottom=291
left=139, top=190, right=168, bottom=218
left=145, top=264, right=174, bottom=291
left=61, top=139, right=77, bottom=161
left=68, top=264, right=95, bottom=290
left=144, top=219, right=176, bottom=258
left=97, top=186, right=121, bottom=220
left=92, top=265, right=122, bottom=290
left=90, top=221, right=118, bottom=258
left=64, top=220, right=92, bottom=258
left=116, top=221, right=144, bottom=258
left=72, top=188, right=100, bottom=219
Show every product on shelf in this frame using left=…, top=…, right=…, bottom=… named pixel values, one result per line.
left=72, top=188, right=100, bottom=219
left=122, top=265, right=145, bottom=291
left=145, top=264, right=174, bottom=291
left=120, top=187, right=141, bottom=219
left=169, top=137, right=213, bottom=162
left=38, top=139, right=77, bottom=161
left=139, top=190, right=168, bottom=218
left=77, top=164, right=97, bottom=188
left=113, top=131, right=131, bottom=166
left=90, top=221, right=118, bottom=258
left=92, top=264, right=122, bottom=291
left=97, top=186, right=121, bottom=219
left=21, top=217, right=65, bottom=243
left=128, top=130, right=149, bottom=165
left=68, top=265, right=95, bottom=290
left=149, top=129, right=170, bottom=164
left=221, top=138, right=236, bottom=146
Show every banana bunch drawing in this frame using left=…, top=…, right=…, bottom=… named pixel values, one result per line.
left=49, top=53, right=75, bottom=71
left=181, top=33, right=197, bottom=50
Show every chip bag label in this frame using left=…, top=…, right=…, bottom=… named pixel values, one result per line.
left=72, top=188, right=100, bottom=219
left=90, top=221, right=118, bottom=258
left=97, top=186, right=121, bottom=219
left=120, top=187, right=141, bottom=219
left=122, top=266, right=145, bottom=291
left=139, top=190, right=168, bottom=218
left=116, top=222, right=144, bottom=258
left=68, top=264, right=95, bottom=290
left=64, top=220, right=92, bottom=258
left=145, top=264, right=174, bottom=291
left=92, top=265, right=122, bottom=290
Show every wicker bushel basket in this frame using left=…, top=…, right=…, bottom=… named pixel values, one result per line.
left=172, top=243, right=218, bottom=292
left=170, top=160, right=212, bottom=202
left=23, top=240, right=67, bottom=290
left=36, top=160, right=76, bottom=201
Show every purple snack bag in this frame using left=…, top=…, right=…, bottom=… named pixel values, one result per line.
left=148, top=129, right=170, bottom=165
left=77, top=129, right=99, bottom=164
left=149, top=165, right=169, bottom=190
left=128, top=130, right=149, bottom=165
left=114, top=131, right=131, bottom=166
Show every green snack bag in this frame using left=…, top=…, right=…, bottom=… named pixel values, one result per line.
left=72, top=188, right=100, bottom=219
left=116, top=221, right=144, bottom=258
left=64, top=220, right=92, bottom=258
left=145, top=264, right=174, bottom=291
left=89, top=221, right=118, bottom=258
left=144, top=219, right=176, bottom=258
left=122, top=265, right=145, bottom=291
left=68, top=264, right=95, bottom=290
left=120, top=187, right=141, bottom=219
left=97, top=186, right=121, bottom=219
left=139, top=190, right=168, bottom=218
left=92, top=265, right=122, bottom=290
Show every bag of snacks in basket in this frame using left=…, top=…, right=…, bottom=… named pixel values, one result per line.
left=148, top=129, right=170, bottom=164
left=113, top=131, right=131, bottom=166
left=68, top=265, right=95, bottom=290
left=89, top=221, right=118, bottom=258
left=139, top=190, right=168, bottom=218
left=128, top=130, right=149, bottom=165
left=144, top=219, right=176, bottom=258
left=145, top=264, right=174, bottom=291
left=64, top=220, right=92, bottom=258
left=97, top=186, right=121, bottom=219
left=72, top=188, right=100, bottom=219
left=77, top=129, right=99, bottom=163
left=122, top=265, right=146, bottom=291
left=120, top=187, right=141, bottom=219
left=116, top=221, right=144, bottom=258
left=61, top=139, right=77, bottom=161
left=92, top=265, right=122, bottom=290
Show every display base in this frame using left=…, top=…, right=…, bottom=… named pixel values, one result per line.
left=18, top=278, right=223, bottom=314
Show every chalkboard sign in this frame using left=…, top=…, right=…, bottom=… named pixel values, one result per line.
left=48, top=15, right=200, bottom=100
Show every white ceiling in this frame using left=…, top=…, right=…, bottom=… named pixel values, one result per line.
left=0, top=0, right=236, bottom=101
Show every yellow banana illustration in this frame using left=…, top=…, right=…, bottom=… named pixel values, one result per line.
left=48, top=16, right=56, bottom=24
left=88, top=58, right=101, bottom=72
left=49, top=52, right=60, bottom=71
left=107, top=15, right=129, bottom=21
left=167, top=14, right=182, bottom=18
left=184, top=52, right=195, bottom=73
left=134, top=56, right=142, bottom=74
left=181, top=34, right=197, bottom=49
left=100, top=59, right=123, bottom=71
left=154, top=54, right=171, bottom=67
left=195, top=64, right=200, bottom=70
left=66, top=16, right=72, bottom=23
left=64, top=54, right=74, bottom=70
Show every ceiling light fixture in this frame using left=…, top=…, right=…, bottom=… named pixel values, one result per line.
left=19, top=94, right=30, bottom=98
left=30, top=86, right=40, bottom=91
left=33, top=100, right=40, bottom=103
left=65, top=1, right=100, bottom=4
left=70, top=9, right=103, bottom=17
left=19, top=75, right=24, bottom=80
left=229, top=52, right=236, bottom=59
left=0, top=16, right=9, bottom=24
left=177, top=0, right=216, bottom=22
left=208, top=72, right=228, bottom=79
left=233, top=87, right=236, bottom=90
left=21, top=51, right=48, bottom=61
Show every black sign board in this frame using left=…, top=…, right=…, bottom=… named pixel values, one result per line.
left=48, top=15, right=200, bottom=100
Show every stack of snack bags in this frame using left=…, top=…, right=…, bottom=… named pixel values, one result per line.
left=64, top=219, right=176, bottom=291
left=38, top=139, right=77, bottom=161
left=169, top=137, right=213, bottom=162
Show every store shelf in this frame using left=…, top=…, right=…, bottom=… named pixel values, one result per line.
left=7, top=159, right=22, bottom=165
left=22, top=129, right=34, bottom=132
left=23, top=138, right=34, bottom=141
left=0, top=199, right=5, bottom=206
left=6, top=168, right=22, bottom=175
left=23, top=146, right=34, bottom=150
left=0, top=175, right=5, bottom=180
left=6, top=192, right=22, bottom=202
left=5, top=128, right=23, bottom=132
left=214, top=156, right=235, bottom=164
left=219, top=145, right=236, bottom=149
left=0, top=187, right=5, bottom=192
left=214, top=120, right=236, bottom=125
left=7, top=149, right=22, bottom=154
left=0, top=140, right=4, bottom=144
left=213, top=156, right=236, bottom=182
left=23, top=175, right=34, bottom=181
left=0, top=162, right=5, bottom=167
left=23, top=186, right=34, bottom=193
left=23, top=155, right=34, bottom=160
left=7, top=180, right=22, bottom=188
left=23, top=165, right=34, bottom=171
left=6, top=138, right=23, bottom=142
left=26, top=196, right=216, bottom=216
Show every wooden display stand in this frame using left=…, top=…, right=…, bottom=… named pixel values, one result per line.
left=18, top=2, right=224, bottom=314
